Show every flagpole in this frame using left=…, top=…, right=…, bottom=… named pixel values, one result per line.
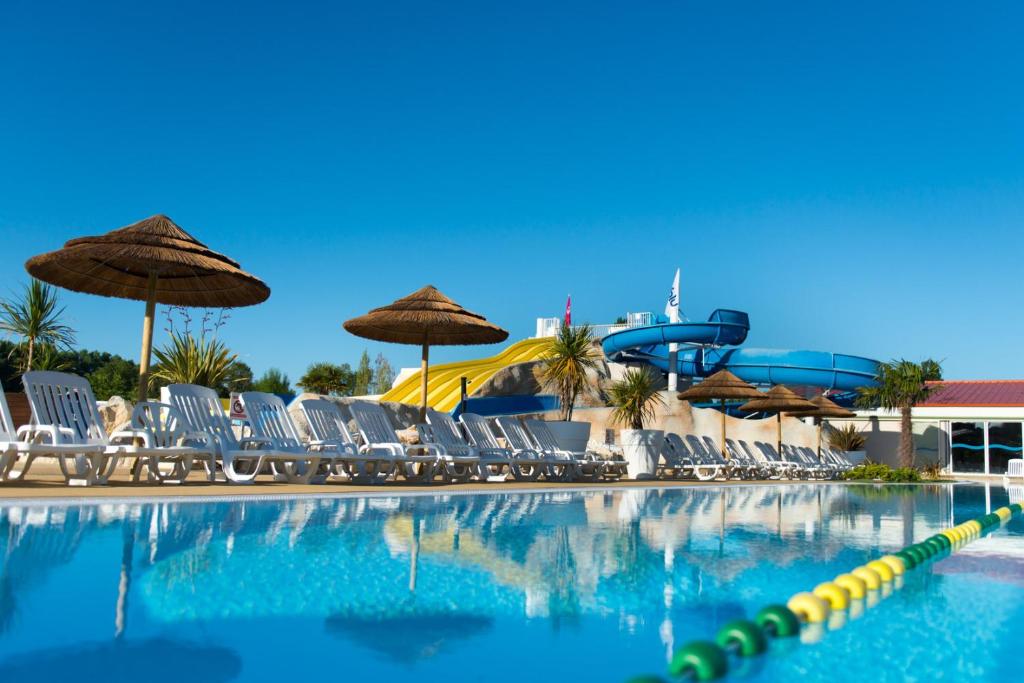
left=666, top=269, right=680, bottom=392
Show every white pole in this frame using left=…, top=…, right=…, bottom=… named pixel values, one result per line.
left=667, top=342, right=679, bottom=391
left=665, top=268, right=681, bottom=392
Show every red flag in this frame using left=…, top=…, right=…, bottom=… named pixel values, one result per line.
left=564, top=294, right=572, bottom=326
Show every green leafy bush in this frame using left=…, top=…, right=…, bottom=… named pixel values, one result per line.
left=844, top=462, right=922, bottom=482
left=827, top=423, right=866, bottom=451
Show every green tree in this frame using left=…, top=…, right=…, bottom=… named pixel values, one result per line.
left=539, top=323, right=600, bottom=421
left=253, top=367, right=291, bottom=395
left=353, top=350, right=373, bottom=396
left=0, top=341, right=19, bottom=391
left=297, top=362, right=349, bottom=396
left=372, top=353, right=395, bottom=394
left=88, top=356, right=140, bottom=400
left=219, top=361, right=254, bottom=397
left=0, top=280, right=76, bottom=371
left=855, top=358, right=942, bottom=468
left=608, top=367, right=665, bottom=430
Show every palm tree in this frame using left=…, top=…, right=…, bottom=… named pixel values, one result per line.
left=0, top=279, right=76, bottom=372
left=856, top=359, right=942, bottom=468
left=151, top=331, right=239, bottom=391
left=608, top=367, right=665, bottom=430
left=539, top=323, right=599, bottom=421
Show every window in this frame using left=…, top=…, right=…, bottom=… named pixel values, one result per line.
left=986, top=422, right=1022, bottom=475
left=951, top=422, right=985, bottom=473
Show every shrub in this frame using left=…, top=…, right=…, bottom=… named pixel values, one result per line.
left=828, top=423, right=866, bottom=451
left=608, top=367, right=665, bottom=430
left=843, top=462, right=922, bottom=483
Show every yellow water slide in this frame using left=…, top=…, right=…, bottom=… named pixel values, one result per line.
left=380, top=337, right=551, bottom=412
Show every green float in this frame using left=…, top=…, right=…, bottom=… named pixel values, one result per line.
left=754, top=604, right=801, bottom=638
left=715, top=620, right=767, bottom=657
left=669, top=641, right=729, bottom=681
left=895, top=550, right=917, bottom=569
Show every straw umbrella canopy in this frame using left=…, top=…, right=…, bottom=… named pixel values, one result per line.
left=343, top=285, right=509, bottom=421
left=787, top=395, right=855, bottom=458
left=739, top=385, right=817, bottom=456
left=677, top=370, right=763, bottom=460
left=25, top=214, right=270, bottom=401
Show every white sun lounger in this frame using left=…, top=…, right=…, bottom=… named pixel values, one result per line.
left=298, top=398, right=395, bottom=481
left=425, top=408, right=511, bottom=482
left=459, top=413, right=546, bottom=482
left=525, top=419, right=613, bottom=481
left=348, top=401, right=444, bottom=483
left=242, top=391, right=340, bottom=483
left=495, top=416, right=575, bottom=481
left=10, top=372, right=209, bottom=485
left=663, top=433, right=722, bottom=480
left=686, top=434, right=744, bottom=479
left=162, top=383, right=321, bottom=484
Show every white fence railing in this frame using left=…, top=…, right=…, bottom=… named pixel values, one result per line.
left=535, top=311, right=656, bottom=339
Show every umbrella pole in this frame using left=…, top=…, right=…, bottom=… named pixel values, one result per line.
left=818, top=419, right=823, bottom=461
left=420, top=339, right=429, bottom=423
left=720, top=399, right=728, bottom=460
left=776, top=413, right=783, bottom=456
left=136, top=273, right=158, bottom=403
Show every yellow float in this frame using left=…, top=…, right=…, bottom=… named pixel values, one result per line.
left=878, top=555, right=906, bottom=576
left=787, top=592, right=830, bottom=624
left=851, top=566, right=882, bottom=590
left=813, top=582, right=851, bottom=610
left=833, top=573, right=867, bottom=600
left=866, top=559, right=895, bottom=582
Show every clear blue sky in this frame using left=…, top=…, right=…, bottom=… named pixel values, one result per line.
left=1, top=1, right=1022, bottom=382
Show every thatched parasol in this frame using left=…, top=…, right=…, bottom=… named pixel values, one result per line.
left=739, top=385, right=816, bottom=456
left=25, top=214, right=270, bottom=401
left=343, top=285, right=508, bottom=421
left=787, top=395, right=856, bottom=459
left=677, top=370, right=763, bottom=460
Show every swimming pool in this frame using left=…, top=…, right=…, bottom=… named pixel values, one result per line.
left=0, top=483, right=1020, bottom=682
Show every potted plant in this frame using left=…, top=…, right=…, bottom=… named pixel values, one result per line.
left=538, top=323, right=600, bottom=451
left=827, top=424, right=867, bottom=464
left=609, top=368, right=666, bottom=480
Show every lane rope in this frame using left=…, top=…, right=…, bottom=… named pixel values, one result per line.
left=627, top=503, right=1023, bottom=682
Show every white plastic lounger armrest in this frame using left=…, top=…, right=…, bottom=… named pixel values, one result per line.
left=405, top=442, right=446, bottom=457
left=109, top=427, right=155, bottom=448
left=237, top=436, right=275, bottom=450
left=16, top=424, right=77, bottom=445
left=477, top=447, right=512, bottom=459
left=360, top=443, right=404, bottom=457
left=178, top=430, right=216, bottom=450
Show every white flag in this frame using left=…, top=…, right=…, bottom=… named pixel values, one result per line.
left=664, top=268, right=681, bottom=323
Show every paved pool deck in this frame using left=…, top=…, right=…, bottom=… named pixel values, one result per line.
left=0, top=462, right=835, bottom=500
left=0, top=462, right=975, bottom=502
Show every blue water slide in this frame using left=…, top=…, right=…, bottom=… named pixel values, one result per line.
left=601, top=309, right=879, bottom=391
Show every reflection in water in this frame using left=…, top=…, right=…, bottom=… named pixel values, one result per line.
left=0, top=639, right=242, bottom=683
left=2, top=482, right=1014, bottom=682
left=326, top=613, right=493, bottom=664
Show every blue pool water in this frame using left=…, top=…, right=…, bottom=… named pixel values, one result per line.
left=0, top=483, right=1021, bottom=682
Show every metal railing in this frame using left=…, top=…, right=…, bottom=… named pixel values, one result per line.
left=535, top=311, right=656, bottom=339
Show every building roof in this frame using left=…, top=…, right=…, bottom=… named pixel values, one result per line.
left=918, top=380, right=1024, bottom=407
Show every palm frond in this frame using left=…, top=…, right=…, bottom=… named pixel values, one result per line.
left=608, top=367, right=665, bottom=430
left=539, top=323, right=600, bottom=420
left=0, top=280, right=76, bottom=371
